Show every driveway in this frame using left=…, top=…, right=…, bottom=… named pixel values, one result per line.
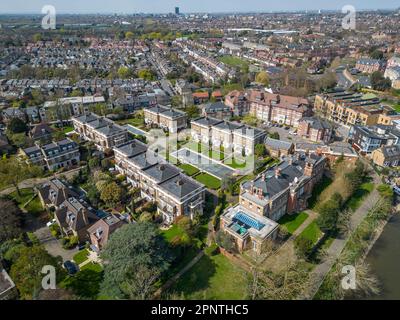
left=34, top=226, right=77, bottom=262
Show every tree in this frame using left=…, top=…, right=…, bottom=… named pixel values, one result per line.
left=125, top=31, right=134, bottom=39
left=100, top=223, right=170, bottom=299
left=100, top=182, right=124, bottom=207
left=316, top=192, right=343, bottom=233
left=10, top=246, right=65, bottom=299
left=370, top=50, right=384, bottom=60
left=117, top=66, right=133, bottom=79
left=7, top=118, right=28, bottom=134
left=138, top=69, right=156, bottom=81
left=269, top=132, right=280, bottom=140
left=255, top=71, right=270, bottom=86
left=0, top=199, right=23, bottom=242
left=294, top=236, right=314, bottom=258
left=255, top=144, right=267, bottom=158
left=88, top=157, right=100, bottom=169
left=377, top=184, right=394, bottom=199
left=33, top=33, right=42, bottom=42
left=370, top=71, right=392, bottom=91
left=0, top=157, right=42, bottom=196
left=184, top=105, right=199, bottom=119
left=9, top=132, right=31, bottom=148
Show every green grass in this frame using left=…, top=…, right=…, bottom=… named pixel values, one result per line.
left=168, top=251, right=249, bottom=299
left=226, top=157, right=247, bottom=169
left=219, top=55, right=249, bottom=70
left=62, top=126, right=74, bottom=134
left=24, top=196, right=44, bottom=215
left=178, top=163, right=199, bottom=176
left=73, top=249, right=89, bottom=265
left=10, top=188, right=35, bottom=206
left=346, top=182, right=374, bottom=211
left=161, top=225, right=186, bottom=243
left=279, top=212, right=309, bottom=235
left=299, top=221, right=323, bottom=244
left=80, top=262, right=103, bottom=273
left=195, top=173, right=221, bottom=190
left=116, top=117, right=145, bottom=127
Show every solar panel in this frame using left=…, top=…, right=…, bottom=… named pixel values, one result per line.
left=234, top=212, right=265, bottom=231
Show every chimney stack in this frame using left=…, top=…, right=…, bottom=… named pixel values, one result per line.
left=275, top=168, right=281, bottom=179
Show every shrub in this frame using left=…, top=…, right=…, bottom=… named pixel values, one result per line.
left=294, top=236, right=314, bottom=258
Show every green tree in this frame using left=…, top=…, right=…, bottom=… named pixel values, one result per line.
left=0, top=199, right=23, bottom=242
left=33, top=33, right=42, bottom=42
left=117, top=66, right=133, bottom=79
left=269, top=132, right=280, bottom=140
left=294, top=236, right=314, bottom=258
left=100, top=182, right=124, bottom=207
left=255, top=71, right=270, bottom=86
left=7, top=118, right=28, bottom=134
left=100, top=223, right=170, bottom=299
left=255, top=144, right=267, bottom=158
left=10, top=246, right=64, bottom=299
left=0, top=157, right=42, bottom=196
left=316, top=192, right=343, bottom=233
left=125, top=31, right=134, bottom=39
left=138, top=69, right=156, bottom=81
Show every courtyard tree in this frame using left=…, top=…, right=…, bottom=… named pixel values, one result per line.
left=255, top=71, right=270, bottom=86
left=0, top=199, right=23, bottom=242
left=100, top=223, right=170, bottom=299
left=100, top=182, right=124, bottom=207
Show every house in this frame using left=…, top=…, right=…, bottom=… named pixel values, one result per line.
left=192, top=92, right=209, bottom=104
left=72, top=112, right=128, bottom=151
left=224, top=90, right=249, bottom=116
left=0, top=132, right=11, bottom=154
left=220, top=204, right=279, bottom=254
left=239, top=153, right=326, bottom=221
left=372, top=145, right=400, bottom=167
left=38, top=178, right=79, bottom=209
left=297, top=116, right=333, bottom=143
left=264, top=137, right=294, bottom=158
left=295, top=142, right=358, bottom=164
left=144, top=105, right=187, bottom=133
left=2, top=107, right=26, bottom=123
left=201, top=102, right=232, bottom=120
left=29, top=123, right=54, bottom=142
left=87, top=214, right=127, bottom=252
left=55, top=197, right=99, bottom=242
left=355, top=58, right=385, bottom=74
left=349, top=125, right=400, bottom=154
left=0, top=262, right=17, bottom=300
left=21, top=138, right=80, bottom=171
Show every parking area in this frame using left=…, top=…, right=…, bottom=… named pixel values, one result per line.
left=34, top=226, right=77, bottom=262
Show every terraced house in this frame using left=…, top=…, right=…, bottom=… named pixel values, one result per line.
left=144, top=105, right=187, bottom=133
left=314, top=89, right=396, bottom=127
left=20, top=138, right=80, bottom=171
left=220, top=153, right=326, bottom=253
left=114, top=140, right=205, bottom=225
left=72, top=112, right=128, bottom=150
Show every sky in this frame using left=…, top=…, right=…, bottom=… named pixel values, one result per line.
left=0, top=0, right=399, bottom=14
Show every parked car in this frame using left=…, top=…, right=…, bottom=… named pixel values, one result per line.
left=46, top=219, right=56, bottom=227
left=63, top=261, right=79, bottom=275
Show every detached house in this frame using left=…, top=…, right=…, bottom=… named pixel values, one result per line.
left=38, top=178, right=79, bottom=209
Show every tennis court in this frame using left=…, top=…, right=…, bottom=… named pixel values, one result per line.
left=171, top=148, right=234, bottom=179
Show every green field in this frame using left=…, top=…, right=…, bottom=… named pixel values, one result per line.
left=299, top=221, right=323, bottom=244
left=195, top=173, right=221, bottom=190
left=168, top=251, right=249, bottom=299
left=178, top=163, right=200, bottom=176
left=219, top=55, right=249, bottom=70
left=279, top=212, right=309, bottom=235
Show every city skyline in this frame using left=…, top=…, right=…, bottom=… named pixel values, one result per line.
left=0, top=0, right=399, bottom=14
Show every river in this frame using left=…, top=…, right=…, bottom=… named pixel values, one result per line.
left=365, top=214, right=400, bottom=300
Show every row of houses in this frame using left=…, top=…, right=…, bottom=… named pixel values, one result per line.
left=114, top=140, right=206, bottom=225
left=190, top=116, right=267, bottom=156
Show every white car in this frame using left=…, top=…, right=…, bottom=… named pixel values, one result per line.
left=46, top=219, right=56, bottom=227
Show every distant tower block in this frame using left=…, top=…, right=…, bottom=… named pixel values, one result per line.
left=175, top=7, right=180, bottom=15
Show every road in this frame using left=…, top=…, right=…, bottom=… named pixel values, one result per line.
left=300, top=170, right=381, bottom=299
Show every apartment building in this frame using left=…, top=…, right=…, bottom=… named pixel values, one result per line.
left=314, top=89, right=395, bottom=127
left=264, top=137, right=294, bottom=158
left=72, top=112, right=128, bottom=150
left=201, top=102, right=232, bottom=120
left=297, top=116, right=333, bottom=143
left=349, top=125, right=400, bottom=153
left=113, top=140, right=205, bottom=225
left=220, top=152, right=326, bottom=254
left=371, top=145, right=400, bottom=167
left=191, top=116, right=223, bottom=144
left=226, top=89, right=311, bottom=127
left=355, top=58, right=385, bottom=74
left=144, top=105, right=187, bottom=133
left=20, top=138, right=80, bottom=171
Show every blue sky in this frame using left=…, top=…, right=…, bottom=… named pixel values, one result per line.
left=0, top=0, right=399, bottom=14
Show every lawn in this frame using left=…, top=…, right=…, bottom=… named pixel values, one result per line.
left=10, top=188, right=35, bottom=206
left=62, top=126, right=74, bottom=134
left=299, top=221, right=323, bottom=244
left=116, top=117, right=145, bottom=127
left=80, top=262, right=103, bottom=273
left=225, top=157, right=247, bottom=169
left=161, top=224, right=186, bottom=243
left=345, top=182, right=374, bottom=211
left=195, top=173, right=221, bottom=190
left=279, top=211, right=309, bottom=235
left=219, top=55, right=249, bottom=71
left=24, top=196, right=44, bottom=215
left=73, top=249, right=89, bottom=265
left=178, top=163, right=199, bottom=176
left=168, top=251, right=249, bottom=299
left=308, top=175, right=333, bottom=209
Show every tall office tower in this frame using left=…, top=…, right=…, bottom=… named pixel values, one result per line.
left=175, top=7, right=180, bottom=15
